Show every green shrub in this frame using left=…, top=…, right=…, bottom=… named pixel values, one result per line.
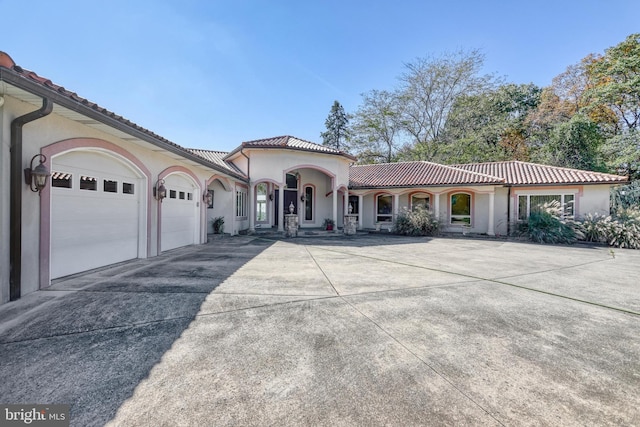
left=518, top=200, right=583, bottom=244
left=393, top=206, right=441, bottom=236
left=580, top=213, right=612, bottom=243
left=611, top=181, right=640, bottom=211
left=211, top=216, right=225, bottom=234
left=579, top=208, right=640, bottom=249
left=608, top=208, right=640, bottom=249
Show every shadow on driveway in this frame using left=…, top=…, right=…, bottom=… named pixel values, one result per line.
left=0, top=237, right=275, bottom=426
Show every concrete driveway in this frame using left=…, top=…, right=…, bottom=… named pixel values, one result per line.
left=1, top=235, right=639, bottom=426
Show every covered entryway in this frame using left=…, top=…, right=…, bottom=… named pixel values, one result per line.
left=50, top=150, right=146, bottom=279
left=160, top=172, right=200, bottom=251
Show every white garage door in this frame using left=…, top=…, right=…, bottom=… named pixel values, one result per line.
left=51, top=151, right=144, bottom=279
left=161, top=173, right=199, bottom=252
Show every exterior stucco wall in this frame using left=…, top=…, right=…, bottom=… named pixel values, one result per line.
left=509, top=184, right=613, bottom=227
left=0, top=94, right=240, bottom=301
left=578, top=185, right=613, bottom=217
left=230, top=148, right=351, bottom=229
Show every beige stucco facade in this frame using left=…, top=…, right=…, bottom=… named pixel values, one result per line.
left=0, top=56, right=628, bottom=305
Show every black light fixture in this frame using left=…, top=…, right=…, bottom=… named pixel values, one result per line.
left=203, top=190, right=213, bottom=206
left=300, top=194, right=306, bottom=202
left=154, top=179, right=167, bottom=202
left=269, top=193, right=274, bottom=201
left=24, top=154, right=50, bottom=194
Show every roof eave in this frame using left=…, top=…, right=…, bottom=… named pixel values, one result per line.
left=349, top=182, right=504, bottom=190
left=0, top=67, right=248, bottom=183
left=225, top=144, right=357, bottom=161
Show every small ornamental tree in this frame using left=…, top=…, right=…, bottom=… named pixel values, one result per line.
left=321, top=100, right=350, bottom=151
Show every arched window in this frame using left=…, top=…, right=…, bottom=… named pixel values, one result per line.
left=256, top=183, right=268, bottom=222
left=304, top=186, right=314, bottom=221
left=411, top=193, right=430, bottom=211
left=450, top=193, right=471, bottom=225
left=376, top=194, right=393, bottom=222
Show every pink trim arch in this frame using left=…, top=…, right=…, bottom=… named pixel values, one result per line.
left=446, top=190, right=475, bottom=227
left=206, top=174, right=233, bottom=192
left=157, top=166, right=204, bottom=254
left=284, top=164, right=338, bottom=190
left=39, top=138, right=152, bottom=289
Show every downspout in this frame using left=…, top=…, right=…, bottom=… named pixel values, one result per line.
left=10, top=97, right=53, bottom=300
left=506, top=185, right=512, bottom=236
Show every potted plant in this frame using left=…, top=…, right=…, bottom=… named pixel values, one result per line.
left=211, top=216, right=225, bottom=234
left=322, top=218, right=335, bottom=231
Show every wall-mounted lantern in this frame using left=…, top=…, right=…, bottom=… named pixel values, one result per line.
left=300, top=194, right=306, bottom=202
left=24, top=154, right=50, bottom=194
left=203, top=190, right=213, bottom=206
left=154, top=179, right=167, bottom=202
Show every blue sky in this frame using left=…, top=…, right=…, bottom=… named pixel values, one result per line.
left=1, top=0, right=637, bottom=152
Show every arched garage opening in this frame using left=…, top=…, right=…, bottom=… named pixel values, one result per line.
left=159, top=168, right=202, bottom=252
left=49, top=148, right=148, bottom=279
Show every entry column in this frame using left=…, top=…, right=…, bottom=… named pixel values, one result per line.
left=488, top=191, right=495, bottom=236
left=248, top=182, right=255, bottom=233
left=332, top=185, right=338, bottom=233
left=278, top=182, right=285, bottom=232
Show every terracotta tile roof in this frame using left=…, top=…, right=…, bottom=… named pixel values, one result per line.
left=453, top=161, right=628, bottom=185
left=0, top=51, right=247, bottom=181
left=225, top=135, right=357, bottom=161
left=349, top=161, right=505, bottom=188
left=187, top=149, right=246, bottom=177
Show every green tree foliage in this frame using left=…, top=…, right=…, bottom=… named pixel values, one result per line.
left=600, top=131, right=640, bottom=179
left=442, top=83, right=542, bottom=163
left=350, top=90, right=401, bottom=163
left=348, top=33, right=639, bottom=181
left=320, top=100, right=350, bottom=151
left=396, top=49, right=498, bottom=161
left=583, top=33, right=640, bottom=134
left=540, top=114, right=605, bottom=170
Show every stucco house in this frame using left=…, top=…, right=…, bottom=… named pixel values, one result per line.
left=0, top=52, right=628, bottom=304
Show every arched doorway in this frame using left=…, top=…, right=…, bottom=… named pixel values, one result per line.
left=50, top=149, right=147, bottom=278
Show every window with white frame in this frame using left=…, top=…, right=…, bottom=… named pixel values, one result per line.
left=236, top=188, right=247, bottom=217
left=450, top=193, right=471, bottom=225
left=411, top=193, right=430, bottom=211
left=376, top=194, right=393, bottom=222
left=518, top=194, right=575, bottom=220
left=256, top=183, right=267, bottom=222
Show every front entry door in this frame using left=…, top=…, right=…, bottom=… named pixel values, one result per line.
left=274, top=190, right=298, bottom=226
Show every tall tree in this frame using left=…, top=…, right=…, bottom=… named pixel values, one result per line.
left=583, top=33, right=640, bottom=134
left=320, top=100, right=350, bottom=151
left=600, top=130, right=640, bottom=179
left=396, top=49, right=499, bottom=161
left=540, top=114, right=605, bottom=171
left=350, top=90, right=401, bottom=163
left=442, top=83, right=542, bottom=163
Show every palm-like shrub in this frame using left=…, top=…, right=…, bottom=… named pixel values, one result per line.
left=579, top=208, right=640, bottom=249
left=393, top=206, right=441, bottom=236
left=519, top=200, right=583, bottom=244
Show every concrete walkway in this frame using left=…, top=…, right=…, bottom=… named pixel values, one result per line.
left=0, top=235, right=638, bottom=426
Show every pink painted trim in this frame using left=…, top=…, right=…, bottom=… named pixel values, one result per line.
left=284, top=164, right=336, bottom=179
left=40, top=138, right=152, bottom=289
left=446, top=191, right=474, bottom=227
left=206, top=174, right=233, bottom=191
left=302, top=184, right=316, bottom=223
left=408, top=190, right=434, bottom=210
left=157, top=166, right=204, bottom=254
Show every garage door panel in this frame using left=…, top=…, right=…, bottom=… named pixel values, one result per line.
left=51, top=153, right=143, bottom=279
left=161, top=175, right=198, bottom=252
